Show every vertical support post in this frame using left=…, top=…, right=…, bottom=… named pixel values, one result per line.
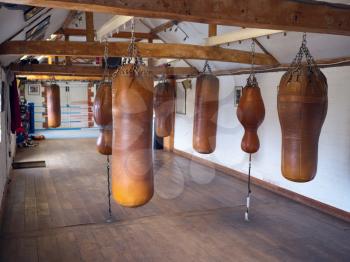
left=85, top=12, right=95, bottom=42
left=208, top=24, right=217, bottom=37
left=163, top=76, right=176, bottom=152
left=64, top=34, right=71, bottom=65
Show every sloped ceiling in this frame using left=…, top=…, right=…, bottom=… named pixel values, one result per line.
left=0, top=1, right=350, bottom=71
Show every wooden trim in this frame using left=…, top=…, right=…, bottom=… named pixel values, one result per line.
left=1, top=0, right=350, bottom=35
left=0, top=41, right=277, bottom=65
left=173, top=149, right=350, bottom=223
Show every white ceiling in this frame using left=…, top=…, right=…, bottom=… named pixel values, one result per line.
left=0, top=2, right=350, bottom=71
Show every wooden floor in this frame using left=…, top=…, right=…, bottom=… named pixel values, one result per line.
left=1, top=139, right=349, bottom=261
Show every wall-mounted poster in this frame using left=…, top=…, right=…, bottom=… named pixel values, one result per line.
left=26, top=15, right=51, bottom=40
left=234, top=86, right=243, bottom=106
left=28, top=84, right=41, bottom=96
left=24, top=7, right=45, bottom=21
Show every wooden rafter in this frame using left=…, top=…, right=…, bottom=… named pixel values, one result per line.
left=205, top=28, right=284, bottom=46
left=56, top=29, right=159, bottom=40
left=213, top=56, right=350, bottom=76
left=9, top=63, right=199, bottom=77
left=1, top=0, right=349, bottom=35
left=0, top=41, right=277, bottom=65
left=151, top=20, right=178, bottom=35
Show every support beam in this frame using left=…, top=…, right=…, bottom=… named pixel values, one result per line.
left=85, top=12, right=94, bottom=42
left=1, top=0, right=350, bottom=35
left=9, top=64, right=199, bottom=77
left=213, top=56, right=350, bottom=76
left=252, top=38, right=279, bottom=64
left=58, top=28, right=159, bottom=40
left=208, top=24, right=217, bottom=37
left=205, top=28, right=284, bottom=46
left=151, top=20, right=178, bottom=35
left=96, top=15, right=133, bottom=40
left=0, top=41, right=277, bottom=65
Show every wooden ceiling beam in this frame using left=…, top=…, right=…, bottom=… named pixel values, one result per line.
left=1, top=0, right=349, bottom=35
left=205, top=28, right=284, bottom=46
left=213, top=56, right=350, bottom=76
left=0, top=41, right=277, bottom=65
left=57, top=29, right=159, bottom=40
left=151, top=20, right=178, bottom=35
left=9, top=63, right=199, bottom=77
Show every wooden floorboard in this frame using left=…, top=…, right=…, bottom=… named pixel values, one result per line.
left=0, top=138, right=349, bottom=261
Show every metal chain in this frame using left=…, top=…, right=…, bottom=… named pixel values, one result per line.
left=244, top=153, right=252, bottom=222
left=202, top=60, right=212, bottom=74
left=289, top=33, right=318, bottom=74
left=103, top=39, right=109, bottom=82
left=247, top=40, right=258, bottom=87
left=106, top=155, right=112, bottom=222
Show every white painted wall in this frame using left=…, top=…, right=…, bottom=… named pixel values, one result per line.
left=24, top=81, right=92, bottom=130
left=174, top=66, right=350, bottom=212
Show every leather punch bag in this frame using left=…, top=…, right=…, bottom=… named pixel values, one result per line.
left=46, top=83, right=61, bottom=128
left=93, top=82, right=113, bottom=155
left=237, top=76, right=265, bottom=154
left=277, top=34, right=328, bottom=182
left=193, top=62, right=219, bottom=154
left=112, top=63, right=154, bottom=207
left=154, top=79, right=176, bottom=137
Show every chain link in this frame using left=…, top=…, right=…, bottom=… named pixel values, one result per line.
left=103, top=39, right=109, bottom=82
left=289, top=33, right=318, bottom=74
left=247, top=40, right=258, bottom=87
left=122, top=18, right=144, bottom=67
left=202, top=60, right=212, bottom=74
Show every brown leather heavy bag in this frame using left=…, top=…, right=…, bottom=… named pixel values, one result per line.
left=154, top=80, right=175, bottom=137
left=112, top=64, right=154, bottom=207
left=93, top=82, right=112, bottom=127
left=46, top=84, right=61, bottom=128
left=278, top=66, right=328, bottom=182
left=193, top=74, right=219, bottom=154
left=237, top=84, right=265, bottom=153
left=97, top=126, right=112, bottom=155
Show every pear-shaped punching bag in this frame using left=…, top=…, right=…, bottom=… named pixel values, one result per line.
left=46, top=84, right=61, bottom=128
left=96, top=126, right=112, bottom=155
left=193, top=73, right=219, bottom=154
left=93, top=82, right=113, bottom=155
left=237, top=80, right=265, bottom=154
left=111, top=63, right=154, bottom=207
left=278, top=35, right=328, bottom=182
left=278, top=66, right=327, bottom=182
left=154, top=79, right=176, bottom=137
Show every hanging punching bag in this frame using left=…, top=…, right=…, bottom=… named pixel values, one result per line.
left=46, top=83, right=61, bottom=128
left=154, top=79, right=176, bottom=137
left=112, top=63, right=154, bottom=207
left=193, top=73, right=219, bottom=154
left=277, top=36, right=328, bottom=182
left=237, top=77, right=265, bottom=154
left=93, top=82, right=113, bottom=155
